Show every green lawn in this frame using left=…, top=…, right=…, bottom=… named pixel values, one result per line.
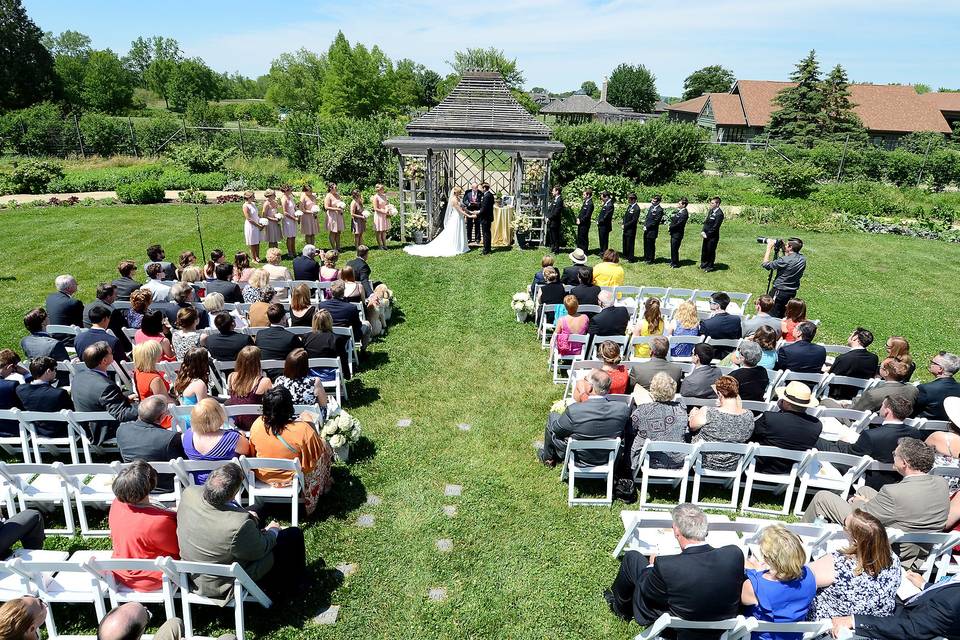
left=2, top=204, right=960, bottom=638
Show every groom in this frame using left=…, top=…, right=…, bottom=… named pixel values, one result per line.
left=479, top=182, right=494, bottom=255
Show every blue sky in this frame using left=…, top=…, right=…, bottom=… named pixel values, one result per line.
left=23, top=0, right=960, bottom=96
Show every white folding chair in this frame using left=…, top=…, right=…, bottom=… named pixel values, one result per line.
left=667, top=335, right=703, bottom=362
left=738, top=618, right=830, bottom=640
left=921, top=420, right=952, bottom=433
left=741, top=400, right=774, bottom=413
left=560, top=438, right=621, bottom=506
left=887, top=529, right=960, bottom=582
left=794, top=451, right=873, bottom=516
left=550, top=334, right=591, bottom=383
left=65, top=410, right=120, bottom=458
left=0, top=549, right=69, bottom=601
left=767, top=371, right=829, bottom=401
left=88, top=556, right=180, bottom=621
left=145, top=460, right=189, bottom=506
left=46, top=324, right=81, bottom=357
left=332, top=326, right=360, bottom=375
left=537, top=303, right=558, bottom=349
left=633, top=441, right=700, bottom=508
left=57, top=462, right=121, bottom=536
left=727, top=292, right=752, bottom=310
left=238, top=455, right=304, bottom=526
left=589, top=335, right=629, bottom=359
left=19, top=410, right=90, bottom=464
left=172, top=458, right=243, bottom=492
left=690, top=442, right=757, bottom=511
left=612, top=510, right=731, bottom=557
left=0, top=408, right=33, bottom=463
left=0, top=461, right=75, bottom=534
left=819, top=374, right=875, bottom=403
left=562, top=359, right=603, bottom=401
left=706, top=337, right=742, bottom=360
left=741, top=446, right=816, bottom=515
left=738, top=520, right=840, bottom=564
left=635, top=613, right=747, bottom=640
left=814, top=407, right=873, bottom=433
left=663, top=288, right=695, bottom=311
left=626, top=335, right=659, bottom=361
left=170, top=560, right=272, bottom=640
left=308, top=356, right=348, bottom=405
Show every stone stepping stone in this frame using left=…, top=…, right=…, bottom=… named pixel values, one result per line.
left=436, top=538, right=453, bottom=553
left=428, top=587, right=447, bottom=602
left=336, top=563, right=357, bottom=578
left=457, top=423, right=472, bottom=431
left=442, top=505, right=458, bottom=517
left=356, top=514, right=375, bottom=527
left=444, top=484, right=462, bottom=497
left=396, top=418, right=412, bottom=428
left=366, top=494, right=382, bottom=506
left=312, top=605, right=340, bottom=625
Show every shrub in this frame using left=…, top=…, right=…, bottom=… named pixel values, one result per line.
left=884, top=149, right=923, bottom=187
left=807, top=143, right=844, bottom=178
left=563, top=173, right=636, bottom=203
left=897, top=131, right=949, bottom=155
left=234, top=101, right=277, bottom=125
left=134, top=112, right=182, bottom=156
left=115, top=179, right=165, bottom=204
left=10, top=159, right=64, bottom=194
left=925, top=149, right=960, bottom=192
left=178, top=188, right=207, bottom=204
left=166, top=142, right=235, bottom=173
left=811, top=180, right=902, bottom=217
left=78, top=112, right=129, bottom=157
left=0, top=102, right=68, bottom=155
left=216, top=193, right=244, bottom=204
left=707, top=144, right=747, bottom=176
left=754, top=157, right=821, bottom=198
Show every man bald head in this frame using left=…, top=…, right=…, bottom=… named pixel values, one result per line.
left=96, top=602, right=150, bottom=640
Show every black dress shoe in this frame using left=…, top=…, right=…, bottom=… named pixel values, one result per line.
left=703, top=267, right=715, bottom=273
left=670, top=264, right=680, bottom=269
left=603, top=589, right=631, bottom=621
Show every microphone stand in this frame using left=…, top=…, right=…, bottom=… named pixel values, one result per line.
left=194, top=206, right=206, bottom=260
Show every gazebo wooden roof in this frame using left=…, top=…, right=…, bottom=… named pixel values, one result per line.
left=383, top=71, right=564, bottom=157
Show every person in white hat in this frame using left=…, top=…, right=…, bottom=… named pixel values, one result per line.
left=562, top=248, right=590, bottom=286
left=750, top=380, right=823, bottom=475
left=923, top=395, right=960, bottom=491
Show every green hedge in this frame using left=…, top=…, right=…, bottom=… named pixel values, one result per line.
left=115, top=179, right=165, bottom=204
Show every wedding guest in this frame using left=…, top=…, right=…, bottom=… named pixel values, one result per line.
left=203, top=249, right=226, bottom=281
left=242, top=191, right=265, bottom=263
left=0, top=596, right=47, bottom=640
left=341, top=265, right=366, bottom=303
left=274, top=348, right=329, bottom=410
left=680, top=343, right=721, bottom=398
left=530, top=254, right=555, bottom=295
left=570, top=267, right=600, bottom=306
left=262, top=248, right=291, bottom=284
left=317, top=281, right=368, bottom=348
left=116, top=396, right=184, bottom=470
left=205, top=312, right=252, bottom=361
left=233, top=252, right=254, bottom=284
left=552, top=295, right=589, bottom=357
left=741, top=525, right=817, bottom=631
left=247, top=286, right=276, bottom=328
left=125, top=288, right=153, bottom=330
left=372, top=183, right=391, bottom=250
left=303, top=309, right=352, bottom=380
left=293, top=244, right=320, bottom=282
left=729, top=340, right=770, bottom=401
left=592, top=249, right=624, bottom=287
left=131, top=341, right=175, bottom=409
left=780, top=298, right=807, bottom=344
left=562, top=248, right=590, bottom=286
left=20, top=307, right=69, bottom=361
left=113, top=260, right=141, bottom=301
left=254, top=304, right=303, bottom=362
left=324, top=182, right=345, bottom=251
left=347, top=244, right=374, bottom=297
left=204, top=263, right=243, bottom=304
left=629, top=372, right=688, bottom=471
left=349, top=189, right=366, bottom=249
left=179, top=266, right=204, bottom=297
left=753, top=326, right=780, bottom=369
left=134, top=309, right=175, bottom=361
left=299, top=183, right=320, bottom=247
left=172, top=347, right=210, bottom=421
left=182, top=398, right=249, bottom=484
left=82, top=282, right=117, bottom=328
left=885, top=335, right=916, bottom=381
left=226, top=345, right=273, bottom=431
left=289, top=283, right=316, bottom=327
left=665, top=300, right=700, bottom=359
left=279, top=184, right=299, bottom=259
left=145, top=244, right=176, bottom=281
left=262, top=189, right=282, bottom=250
left=249, top=387, right=333, bottom=515
left=536, top=266, right=565, bottom=324
left=588, top=291, right=630, bottom=337
left=159, top=282, right=208, bottom=330
left=176, top=251, right=197, bottom=281
left=202, top=291, right=247, bottom=330
left=72, top=342, right=139, bottom=442
left=632, top=298, right=664, bottom=359
left=629, top=336, right=683, bottom=390
left=688, top=375, right=754, bottom=470
left=142, top=263, right=171, bottom=303
left=319, top=249, right=341, bottom=296
left=77, top=305, right=127, bottom=364
left=575, top=340, right=630, bottom=401
left=15, top=356, right=72, bottom=437
left=243, top=268, right=272, bottom=304
left=172, top=307, right=202, bottom=360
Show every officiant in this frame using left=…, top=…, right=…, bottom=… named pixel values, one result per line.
left=463, top=183, right=482, bottom=244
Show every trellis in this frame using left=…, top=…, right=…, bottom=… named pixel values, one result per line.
left=384, top=71, right=563, bottom=246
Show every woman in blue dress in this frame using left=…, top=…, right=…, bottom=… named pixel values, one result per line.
left=182, top=397, right=250, bottom=485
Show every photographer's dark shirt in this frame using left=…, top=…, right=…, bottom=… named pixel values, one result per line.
left=763, top=252, right=806, bottom=291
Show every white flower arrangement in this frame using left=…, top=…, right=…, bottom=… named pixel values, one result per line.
left=403, top=159, right=426, bottom=182
left=407, top=210, right=428, bottom=232
left=332, top=199, right=346, bottom=210
left=309, top=204, right=320, bottom=214
left=511, top=291, right=535, bottom=313
left=511, top=212, right=533, bottom=233
left=320, top=409, right=362, bottom=447
left=386, top=203, right=398, bottom=217
left=550, top=398, right=574, bottom=414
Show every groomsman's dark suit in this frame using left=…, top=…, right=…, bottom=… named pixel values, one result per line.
left=479, top=188, right=495, bottom=254
left=597, top=196, right=614, bottom=253
left=462, top=188, right=482, bottom=244
left=545, top=193, right=564, bottom=254
left=669, top=206, right=689, bottom=268
left=851, top=576, right=960, bottom=640
left=576, top=195, right=593, bottom=253
left=700, top=205, right=724, bottom=271
left=622, top=200, right=641, bottom=262
left=642, top=201, right=665, bottom=263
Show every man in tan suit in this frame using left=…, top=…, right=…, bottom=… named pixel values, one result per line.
left=802, top=437, right=949, bottom=570
left=176, top=463, right=305, bottom=603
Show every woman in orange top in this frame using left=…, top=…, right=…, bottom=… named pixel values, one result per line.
left=575, top=340, right=630, bottom=401
left=248, top=386, right=332, bottom=515
left=780, top=298, right=807, bottom=344
left=132, top=341, right=174, bottom=428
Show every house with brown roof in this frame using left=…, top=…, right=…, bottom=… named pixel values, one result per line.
left=668, top=80, right=952, bottom=148
left=920, top=92, right=960, bottom=130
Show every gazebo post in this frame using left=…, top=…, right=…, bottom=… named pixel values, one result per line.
left=425, top=148, right=435, bottom=239
left=396, top=153, right=406, bottom=242
left=540, top=161, right=551, bottom=247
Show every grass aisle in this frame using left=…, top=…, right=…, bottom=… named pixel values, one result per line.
left=1, top=204, right=959, bottom=638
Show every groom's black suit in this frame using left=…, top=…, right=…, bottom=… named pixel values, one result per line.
left=479, top=189, right=495, bottom=254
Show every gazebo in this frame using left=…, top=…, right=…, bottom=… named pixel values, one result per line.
left=382, top=71, right=564, bottom=246
left=539, top=92, right=626, bottom=124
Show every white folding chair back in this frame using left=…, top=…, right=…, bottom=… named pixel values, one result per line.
left=87, top=556, right=180, bottom=620
left=738, top=520, right=840, bottom=564
left=768, top=371, right=830, bottom=401
left=562, top=359, right=603, bottom=400
left=0, top=408, right=32, bottom=463
left=19, top=410, right=89, bottom=464
left=172, top=457, right=243, bottom=492
left=238, top=455, right=304, bottom=526
left=308, top=356, right=348, bottom=405
left=921, top=420, right=952, bottom=433
left=666, top=335, right=703, bottom=362
left=6, top=556, right=108, bottom=638
left=887, top=529, right=960, bottom=582
left=820, top=374, right=874, bottom=402
left=332, top=326, right=359, bottom=375
left=57, top=462, right=121, bottom=536
left=794, top=450, right=873, bottom=516
left=690, top=442, right=757, bottom=511
left=740, top=618, right=830, bottom=640
left=0, top=549, right=70, bottom=601
left=65, top=410, right=120, bottom=457
left=560, top=438, right=621, bottom=506
left=0, top=461, right=75, bottom=534
left=170, top=559, right=272, bottom=640
left=741, top=446, right=816, bottom=515
left=550, top=334, right=591, bottom=384
left=590, top=335, right=629, bottom=359
left=740, top=400, right=775, bottom=413
left=636, top=613, right=746, bottom=640
left=634, top=440, right=700, bottom=508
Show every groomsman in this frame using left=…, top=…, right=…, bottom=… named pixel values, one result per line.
left=463, top=183, right=482, bottom=244
left=545, top=186, right=564, bottom=254
left=668, top=197, right=689, bottom=269
left=700, top=196, right=724, bottom=272
left=621, top=193, right=641, bottom=263
left=642, top=194, right=665, bottom=264
left=597, top=192, right=614, bottom=253
left=576, top=189, right=593, bottom=253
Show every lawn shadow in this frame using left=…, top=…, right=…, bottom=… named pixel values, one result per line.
left=311, top=465, right=369, bottom=521
left=347, top=435, right=376, bottom=464
left=346, top=378, right=382, bottom=409
left=386, top=307, right=406, bottom=326
left=359, top=350, right=390, bottom=370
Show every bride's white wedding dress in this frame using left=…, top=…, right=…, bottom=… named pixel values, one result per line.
left=404, top=190, right=469, bottom=257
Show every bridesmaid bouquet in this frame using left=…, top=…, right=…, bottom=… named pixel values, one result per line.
left=309, top=204, right=320, bottom=214
left=386, top=204, right=398, bottom=217
left=332, top=199, right=346, bottom=210
left=362, top=209, right=372, bottom=218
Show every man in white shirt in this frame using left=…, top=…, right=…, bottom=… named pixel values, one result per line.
left=142, top=263, right=171, bottom=303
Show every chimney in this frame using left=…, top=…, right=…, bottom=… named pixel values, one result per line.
left=600, top=77, right=608, bottom=102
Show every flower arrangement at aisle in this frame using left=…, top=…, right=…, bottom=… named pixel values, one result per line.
left=320, top=409, right=362, bottom=462
left=511, top=291, right=535, bottom=322
left=550, top=398, right=574, bottom=414
left=403, top=159, right=425, bottom=182
left=407, top=209, right=428, bottom=242
left=523, top=162, right=545, bottom=190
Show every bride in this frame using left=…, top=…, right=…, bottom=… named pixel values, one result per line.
left=404, top=186, right=472, bottom=257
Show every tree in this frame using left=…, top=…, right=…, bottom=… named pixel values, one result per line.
left=914, top=83, right=931, bottom=95
left=820, top=64, right=868, bottom=144
left=606, top=63, right=658, bottom=113
left=390, top=58, right=421, bottom=112
left=766, top=50, right=824, bottom=147
left=321, top=31, right=357, bottom=117
left=581, top=80, right=599, bottom=98
left=412, top=63, right=441, bottom=107
left=82, top=49, right=134, bottom=113
left=43, top=30, right=91, bottom=58
left=265, top=48, right=326, bottom=113
left=166, top=58, right=222, bottom=112
left=434, top=73, right=459, bottom=103
left=447, top=47, right=524, bottom=89
left=126, top=36, right=180, bottom=87
left=54, top=53, right=88, bottom=107
left=320, top=32, right=393, bottom=117
left=681, top=65, right=735, bottom=100
left=0, top=0, right=60, bottom=110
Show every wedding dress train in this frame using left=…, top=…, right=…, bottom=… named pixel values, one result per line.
left=403, top=190, right=469, bottom=257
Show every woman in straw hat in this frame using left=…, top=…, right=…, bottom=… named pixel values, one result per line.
left=241, top=190, right=265, bottom=263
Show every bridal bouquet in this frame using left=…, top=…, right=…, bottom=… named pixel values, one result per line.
left=320, top=409, right=362, bottom=449
left=309, top=204, right=320, bottom=214
left=550, top=398, right=574, bottom=414
left=511, top=291, right=535, bottom=314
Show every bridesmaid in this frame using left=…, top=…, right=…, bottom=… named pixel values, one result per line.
left=242, top=191, right=265, bottom=263
left=299, top=184, right=320, bottom=247
left=280, top=184, right=299, bottom=259
left=262, top=189, right=282, bottom=251
left=349, top=189, right=366, bottom=250
left=323, top=182, right=345, bottom=251
left=372, top=183, right=390, bottom=250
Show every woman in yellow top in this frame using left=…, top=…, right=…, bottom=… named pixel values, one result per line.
left=248, top=386, right=333, bottom=515
left=632, top=297, right=664, bottom=358
left=592, top=248, right=625, bottom=287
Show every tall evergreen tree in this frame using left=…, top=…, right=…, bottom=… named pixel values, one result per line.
left=321, top=32, right=356, bottom=117
left=767, top=50, right=824, bottom=147
left=820, top=64, right=868, bottom=143
left=0, top=0, right=60, bottom=110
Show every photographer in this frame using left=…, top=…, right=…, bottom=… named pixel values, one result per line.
left=762, top=237, right=806, bottom=318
